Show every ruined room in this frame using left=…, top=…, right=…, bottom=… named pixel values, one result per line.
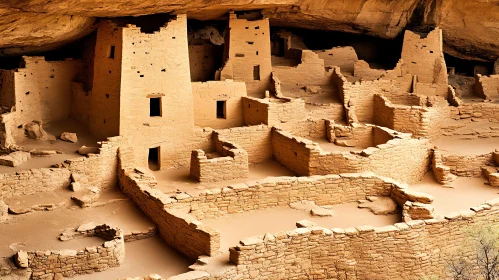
left=0, top=1, right=498, bottom=280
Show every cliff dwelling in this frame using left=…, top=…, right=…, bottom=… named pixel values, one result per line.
left=0, top=2, right=498, bottom=280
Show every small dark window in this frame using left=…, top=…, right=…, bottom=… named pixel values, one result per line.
left=247, top=41, right=254, bottom=45
left=217, top=101, right=226, bottom=119
left=108, top=45, right=115, bottom=59
left=235, top=53, right=245, bottom=57
left=253, top=65, right=260, bottom=81
left=255, top=26, right=260, bottom=29
left=256, top=51, right=259, bottom=56
left=105, top=94, right=110, bottom=98
left=150, top=97, right=161, bottom=117
left=148, top=147, right=160, bottom=171
left=25, top=92, right=30, bottom=95
left=430, top=51, right=434, bottom=53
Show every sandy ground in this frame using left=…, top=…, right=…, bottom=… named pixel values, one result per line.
left=0, top=189, right=154, bottom=257
left=152, top=160, right=296, bottom=194
left=310, top=137, right=365, bottom=153
left=0, top=118, right=98, bottom=173
left=432, top=138, right=499, bottom=155
left=410, top=172, right=499, bottom=216
left=72, top=237, right=191, bottom=280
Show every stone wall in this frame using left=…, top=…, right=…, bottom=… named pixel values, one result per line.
left=64, top=136, right=121, bottom=189
left=228, top=203, right=499, bottom=280
left=451, top=102, right=499, bottom=122
left=440, top=151, right=494, bottom=178
left=474, top=74, right=499, bottom=100
left=373, top=94, right=451, bottom=139
left=171, top=173, right=394, bottom=221
left=0, top=168, right=71, bottom=198
left=273, top=50, right=332, bottom=87
left=272, top=127, right=430, bottom=184
left=1, top=56, right=83, bottom=142
left=219, top=13, right=272, bottom=97
left=192, top=80, right=246, bottom=129
left=190, top=134, right=248, bottom=182
left=216, top=125, right=272, bottom=164
left=353, top=60, right=385, bottom=80
left=242, top=96, right=307, bottom=126
left=314, top=46, right=358, bottom=74
left=20, top=224, right=124, bottom=280
left=189, top=43, right=222, bottom=82
left=118, top=147, right=220, bottom=260
left=432, top=149, right=457, bottom=186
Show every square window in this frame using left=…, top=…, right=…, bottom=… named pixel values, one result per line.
left=150, top=97, right=161, bottom=117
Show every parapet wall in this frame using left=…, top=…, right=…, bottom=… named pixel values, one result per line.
left=440, top=151, right=494, bottom=178
left=242, top=96, right=307, bottom=126
left=0, top=168, right=71, bottom=198
left=22, top=224, right=124, bottom=280
left=272, top=126, right=430, bottom=184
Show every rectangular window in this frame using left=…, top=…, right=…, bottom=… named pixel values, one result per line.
left=253, top=65, right=260, bottom=81
left=108, top=45, right=115, bottom=59
left=217, top=100, right=226, bottom=119
left=148, top=147, right=160, bottom=171
left=150, top=97, right=161, bottom=117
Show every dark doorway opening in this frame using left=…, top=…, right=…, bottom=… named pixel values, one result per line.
left=216, top=100, right=226, bottom=119
left=148, top=147, right=160, bottom=171
left=253, top=65, right=260, bottom=80
left=150, top=97, right=161, bottom=117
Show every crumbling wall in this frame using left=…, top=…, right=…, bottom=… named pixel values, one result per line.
left=451, top=102, right=499, bottom=122
left=216, top=125, right=272, bottom=164
left=5, top=56, right=83, bottom=142
left=219, top=13, right=272, bottom=97
left=272, top=127, right=430, bottom=184
left=399, top=28, right=448, bottom=97
left=0, top=70, right=15, bottom=108
left=192, top=80, right=246, bottom=129
left=277, top=118, right=326, bottom=139
left=273, top=50, right=332, bottom=87
left=440, top=151, right=494, bottom=178
left=22, top=224, right=124, bottom=280
left=190, top=134, right=249, bottom=182
left=242, top=96, right=307, bottom=126
left=475, top=74, right=499, bottom=100
left=315, top=46, right=358, bottom=74
left=118, top=147, right=220, bottom=260
left=353, top=60, right=386, bottom=80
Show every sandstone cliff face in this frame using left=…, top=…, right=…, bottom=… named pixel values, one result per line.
left=0, top=0, right=497, bottom=61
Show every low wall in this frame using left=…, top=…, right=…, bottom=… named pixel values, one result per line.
left=190, top=134, right=248, bottom=182
left=440, top=151, right=494, bottom=177
left=452, top=102, right=499, bottom=122
left=475, top=74, right=499, bottom=99
left=175, top=173, right=394, bottom=221
left=431, top=149, right=457, bottom=185
left=229, top=202, right=499, bottom=280
left=273, top=50, right=332, bottom=87
left=242, top=96, right=307, bottom=126
left=272, top=127, right=431, bottom=184
left=0, top=168, right=71, bottom=198
left=118, top=147, right=220, bottom=260
left=216, top=125, right=272, bottom=164
left=21, top=224, right=124, bottom=280
left=373, top=94, right=450, bottom=139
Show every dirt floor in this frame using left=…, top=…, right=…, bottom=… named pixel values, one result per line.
left=0, top=189, right=153, bottom=257
left=152, top=160, right=296, bottom=194
left=0, top=118, right=98, bottom=173
left=410, top=172, right=499, bottom=216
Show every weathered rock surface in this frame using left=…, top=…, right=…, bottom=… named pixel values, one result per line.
left=24, top=121, right=56, bottom=141
left=0, top=199, right=8, bottom=222
left=13, top=251, right=28, bottom=268
left=358, top=196, right=398, bottom=215
left=60, top=132, right=78, bottom=143
left=0, top=152, right=30, bottom=167
left=0, top=0, right=497, bottom=61
left=77, top=146, right=99, bottom=155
